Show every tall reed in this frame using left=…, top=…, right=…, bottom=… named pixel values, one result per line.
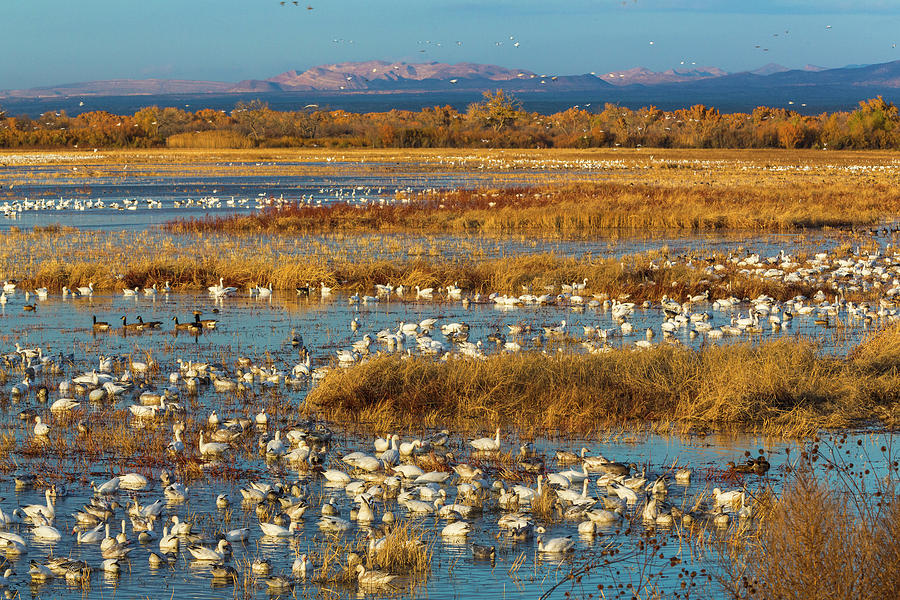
left=1, top=228, right=846, bottom=303
left=722, top=441, right=900, bottom=599
left=165, top=181, right=900, bottom=236
left=307, top=328, right=900, bottom=433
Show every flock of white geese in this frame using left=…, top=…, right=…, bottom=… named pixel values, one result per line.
left=0, top=326, right=763, bottom=595
left=0, top=366, right=758, bottom=594
left=2, top=246, right=899, bottom=376
left=0, top=244, right=891, bottom=594
left=0, top=185, right=406, bottom=219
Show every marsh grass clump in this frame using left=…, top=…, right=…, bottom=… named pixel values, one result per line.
left=313, top=536, right=367, bottom=585
left=725, top=472, right=900, bottom=599
left=165, top=181, right=900, bottom=236
left=531, top=485, right=562, bottom=524
left=0, top=226, right=883, bottom=306
left=369, top=522, right=432, bottom=575
left=307, top=327, right=900, bottom=432
left=166, top=131, right=252, bottom=149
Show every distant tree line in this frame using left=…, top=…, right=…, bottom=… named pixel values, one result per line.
left=0, top=91, right=898, bottom=150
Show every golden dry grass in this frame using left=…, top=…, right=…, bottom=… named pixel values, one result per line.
left=724, top=472, right=900, bottom=599
left=166, top=130, right=252, bottom=149
left=0, top=227, right=853, bottom=304
left=306, top=326, right=900, bottom=434
left=167, top=181, right=900, bottom=236
left=4, top=147, right=883, bottom=238
left=368, top=522, right=432, bottom=575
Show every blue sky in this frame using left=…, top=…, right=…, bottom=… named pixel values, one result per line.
left=2, top=0, right=899, bottom=88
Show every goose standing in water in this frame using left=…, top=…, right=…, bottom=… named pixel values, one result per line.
left=172, top=317, right=201, bottom=333
left=193, top=311, right=218, bottom=329
left=159, top=526, right=178, bottom=553
left=168, top=428, right=185, bottom=454
left=11, top=375, right=31, bottom=397
left=259, top=521, right=299, bottom=537
left=121, top=316, right=143, bottom=332
left=74, top=522, right=106, bottom=543
left=199, top=432, right=230, bottom=456
left=266, top=431, right=286, bottom=457
left=22, top=489, right=55, bottom=522
left=187, top=539, right=231, bottom=563
left=33, top=416, right=50, bottom=437
left=32, top=522, right=62, bottom=541
left=138, top=316, right=162, bottom=329
left=356, top=564, right=402, bottom=589
left=224, top=527, right=250, bottom=542
left=537, top=535, right=575, bottom=554
left=29, top=561, right=54, bottom=581
left=292, top=554, right=313, bottom=577
left=211, top=565, right=238, bottom=581
left=470, top=427, right=501, bottom=452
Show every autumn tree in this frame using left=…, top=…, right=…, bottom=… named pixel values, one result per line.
left=777, top=121, right=804, bottom=149
left=467, top=89, right=522, bottom=132
left=846, top=96, right=899, bottom=148
left=133, top=106, right=163, bottom=141
left=7, top=95, right=900, bottom=150
left=232, top=99, right=270, bottom=141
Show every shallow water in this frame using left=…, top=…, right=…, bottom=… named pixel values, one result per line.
left=0, top=290, right=873, bottom=361
left=0, top=161, right=523, bottom=230
left=3, top=158, right=897, bottom=266
left=0, top=157, right=896, bottom=598
left=2, top=428, right=803, bottom=600
left=0, top=291, right=895, bottom=598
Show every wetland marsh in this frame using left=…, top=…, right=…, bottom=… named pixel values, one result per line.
left=0, top=148, right=898, bottom=599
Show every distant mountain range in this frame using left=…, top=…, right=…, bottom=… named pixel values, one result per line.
left=597, top=65, right=728, bottom=86
left=2, top=59, right=900, bottom=114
